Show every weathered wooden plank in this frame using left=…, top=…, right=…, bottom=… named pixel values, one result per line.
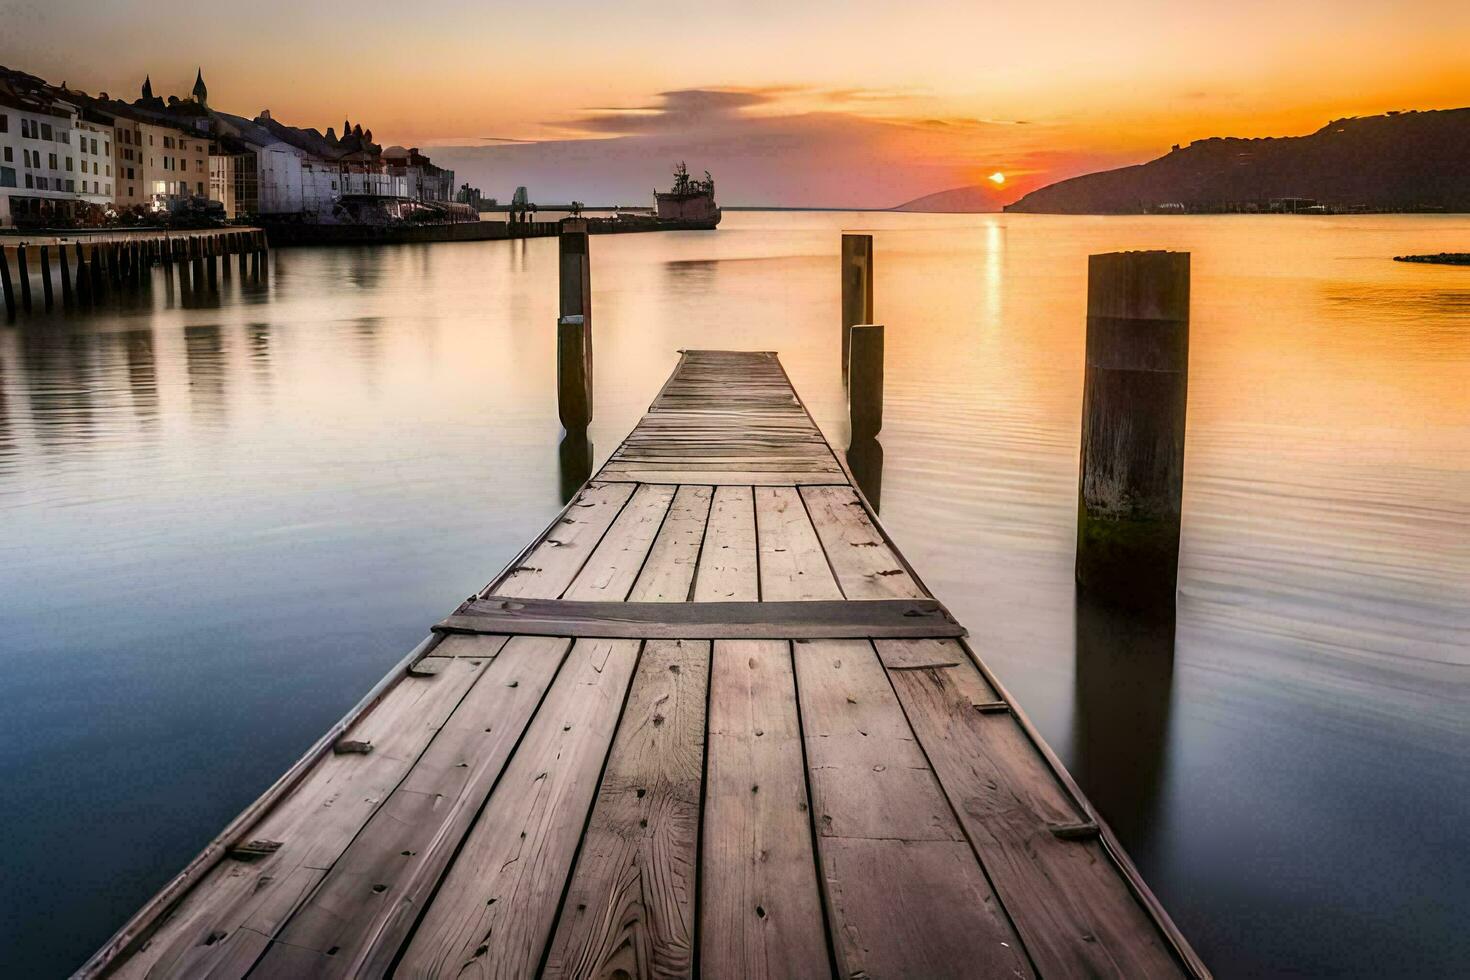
left=397, top=636, right=643, bottom=979
left=627, top=485, right=712, bottom=602
left=598, top=471, right=844, bottom=487
left=702, top=639, right=830, bottom=980
left=109, top=653, right=500, bottom=979
left=490, top=482, right=635, bottom=598
left=562, top=484, right=676, bottom=602
left=693, top=486, right=759, bottom=601
left=800, top=485, right=925, bottom=599
left=250, top=636, right=570, bottom=978
left=435, top=598, right=965, bottom=640
left=877, top=639, right=1185, bottom=977
left=794, top=639, right=1033, bottom=979
left=542, top=638, right=710, bottom=980
left=754, top=486, right=843, bottom=602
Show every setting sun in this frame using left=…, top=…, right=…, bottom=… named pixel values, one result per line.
left=988, top=171, right=1007, bottom=185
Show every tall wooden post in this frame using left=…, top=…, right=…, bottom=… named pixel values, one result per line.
left=841, top=233, right=873, bottom=383
left=17, top=244, right=32, bottom=313
left=89, top=244, right=104, bottom=296
left=59, top=243, right=73, bottom=305
left=206, top=238, right=218, bottom=289
left=558, top=220, right=593, bottom=427
left=75, top=244, right=92, bottom=306
left=848, top=323, right=884, bottom=441
left=1, top=249, right=15, bottom=319
left=40, top=246, right=54, bottom=310
left=1076, top=250, right=1190, bottom=609
left=557, top=314, right=593, bottom=429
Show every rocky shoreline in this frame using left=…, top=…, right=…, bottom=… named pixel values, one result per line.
left=1392, top=253, right=1470, bottom=265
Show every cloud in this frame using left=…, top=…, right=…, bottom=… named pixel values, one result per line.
left=427, top=86, right=1126, bottom=209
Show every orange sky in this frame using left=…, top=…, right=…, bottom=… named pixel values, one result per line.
left=5, top=0, right=1468, bottom=206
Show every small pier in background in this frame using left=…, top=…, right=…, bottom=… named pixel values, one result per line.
left=1, top=228, right=269, bottom=319
left=81, top=347, right=1206, bottom=979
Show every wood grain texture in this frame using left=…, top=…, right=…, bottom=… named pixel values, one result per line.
left=436, top=598, right=964, bottom=640
left=563, top=484, right=676, bottom=602
left=693, top=486, right=759, bottom=601
left=110, top=655, right=495, bottom=980
left=701, top=639, right=830, bottom=980
left=250, top=636, right=570, bottom=979
left=799, top=485, right=925, bottom=599
left=794, top=639, right=1032, bottom=979
left=877, top=639, right=1185, bottom=978
left=490, top=482, right=635, bottom=599
left=543, top=638, right=710, bottom=980
left=626, top=485, right=712, bottom=602
left=397, top=637, right=642, bottom=979
left=754, top=486, right=843, bottom=602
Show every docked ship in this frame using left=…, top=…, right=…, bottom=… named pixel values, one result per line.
left=652, top=162, right=721, bottom=229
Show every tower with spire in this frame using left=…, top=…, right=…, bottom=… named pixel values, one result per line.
left=141, top=74, right=154, bottom=100
left=191, top=68, right=208, bottom=107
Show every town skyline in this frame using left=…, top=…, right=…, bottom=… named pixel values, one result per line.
left=5, top=0, right=1468, bottom=207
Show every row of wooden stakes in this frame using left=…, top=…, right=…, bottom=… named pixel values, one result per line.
left=0, top=229, right=269, bottom=319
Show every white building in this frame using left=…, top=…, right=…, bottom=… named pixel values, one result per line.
left=75, top=111, right=114, bottom=207
left=0, top=88, right=81, bottom=227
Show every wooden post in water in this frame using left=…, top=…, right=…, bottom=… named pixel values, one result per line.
left=555, top=314, right=590, bottom=429
left=558, top=220, right=593, bottom=427
left=75, top=244, right=91, bottom=306
left=848, top=323, right=884, bottom=441
left=1076, top=250, right=1190, bottom=609
left=841, top=233, right=874, bottom=383
left=1, top=249, right=15, bottom=319
left=60, top=243, right=73, bottom=305
left=206, top=237, right=218, bottom=289
left=40, top=246, right=55, bottom=310
left=89, top=244, right=104, bottom=297
left=557, top=314, right=593, bottom=429
left=17, top=244, right=32, bottom=313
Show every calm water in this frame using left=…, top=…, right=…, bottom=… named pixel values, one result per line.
left=2, top=212, right=1467, bottom=977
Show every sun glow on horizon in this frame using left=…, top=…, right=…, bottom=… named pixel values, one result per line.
left=988, top=171, right=1007, bottom=185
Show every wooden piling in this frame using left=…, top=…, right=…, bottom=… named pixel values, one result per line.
left=75, top=244, right=91, bottom=306
left=89, top=244, right=104, bottom=296
left=1076, top=250, right=1191, bottom=609
left=206, top=239, right=218, bottom=289
left=39, top=245, right=54, bottom=310
left=848, top=323, right=884, bottom=441
left=559, top=220, right=591, bottom=324
left=1, top=248, right=14, bottom=319
left=557, top=314, right=593, bottom=429
left=841, top=233, right=874, bottom=383
left=60, top=243, right=73, bottom=304
left=18, top=244, right=32, bottom=313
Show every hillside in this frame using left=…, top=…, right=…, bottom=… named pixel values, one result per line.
left=894, top=185, right=1003, bottom=213
left=1003, top=108, right=1470, bottom=214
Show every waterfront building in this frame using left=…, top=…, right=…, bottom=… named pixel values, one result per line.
left=75, top=106, right=115, bottom=208
left=0, top=67, right=82, bottom=227
left=383, top=145, right=454, bottom=203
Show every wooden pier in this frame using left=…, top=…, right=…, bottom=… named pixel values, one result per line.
left=81, top=350, right=1206, bottom=979
left=1, top=228, right=268, bottom=319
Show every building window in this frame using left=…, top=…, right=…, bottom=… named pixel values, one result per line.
left=128, top=187, right=133, bottom=197
left=66, top=156, right=73, bottom=171
left=21, top=118, right=30, bottom=138
left=197, top=181, right=204, bottom=194
left=37, top=176, right=48, bottom=189
left=25, top=173, right=33, bottom=188
left=49, top=152, right=58, bottom=169
left=0, top=113, right=7, bottom=132
left=0, top=167, right=14, bottom=187
left=61, top=131, right=69, bottom=144
left=2, top=146, right=10, bottom=162
left=65, top=179, right=75, bottom=191
left=41, top=122, right=52, bottom=140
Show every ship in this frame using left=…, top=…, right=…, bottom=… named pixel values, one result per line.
left=652, top=162, right=721, bottom=229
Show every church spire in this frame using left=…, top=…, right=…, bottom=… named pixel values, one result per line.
left=191, top=68, right=208, bottom=106
left=141, top=74, right=154, bottom=100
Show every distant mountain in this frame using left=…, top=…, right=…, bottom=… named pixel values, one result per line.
left=894, top=185, right=1004, bottom=213
left=1003, top=108, right=1470, bottom=214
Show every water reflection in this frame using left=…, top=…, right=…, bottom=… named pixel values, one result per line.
left=846, top=436, right=883, bottom=512
left=118, top=329, right=159, bottom=423
left=183, top=325, right=227, bottom=422
left=1070, top=592, right=1175, bottom=851
left=559, top=428, right=593, bottom=503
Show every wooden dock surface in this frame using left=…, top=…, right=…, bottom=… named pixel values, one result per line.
left=82, top=350, right=1207, bottom=979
